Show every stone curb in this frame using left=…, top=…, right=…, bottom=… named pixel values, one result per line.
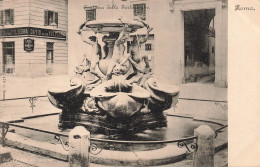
left=2, top=132, right=188, bottom=166
left=5, top=113, right=60, bottom=124
left=166, top=113, right=226, bottom=126
left=1, top=131, right=227, bottom=166
left=22, top=112, right=60, bottom=120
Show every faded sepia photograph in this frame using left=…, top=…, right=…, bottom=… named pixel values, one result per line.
left=1, top=0, right=230, bottom=166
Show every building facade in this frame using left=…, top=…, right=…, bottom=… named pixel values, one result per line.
left=69, top=0, right=227, bottom=87
left=0, top=0, right=68, bottom=77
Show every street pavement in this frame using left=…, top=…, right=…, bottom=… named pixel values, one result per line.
left=0, top=75, right=227, bottom=101
left=1, top=75, right=71, bottom=100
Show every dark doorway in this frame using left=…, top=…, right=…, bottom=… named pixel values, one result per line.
left=184, top=9, right=215, bottom=83
left=46, top=42, right=54, bottom=74
left=2, top=42, right=15, bottom=74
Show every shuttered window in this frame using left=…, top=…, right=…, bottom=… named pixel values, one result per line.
left=133, top=3, right=146, bottom=20
left=44, top=10, right=58, bottom=27
left=55, top=12, right=58, bottom=26
left=0, top=9, right=14, bottom=25
left=86, top=9, right=96, bottom=21
left=0, top=10, right=3, bottom=25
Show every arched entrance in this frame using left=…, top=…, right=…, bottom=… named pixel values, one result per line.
left=184, top=9, right=215, bottom=83
left=173, top=0, right=227, bottom=87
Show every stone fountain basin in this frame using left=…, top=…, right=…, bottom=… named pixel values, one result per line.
left=9, top=114, right=225, bottom=166
left=47, top=80, right=85, bottom=109
left=85, top=19, right=144, bottom=33
left=147, top=78, right=180, bottom=95
left=90, top=81, right=150, bottom=118
left=145, top=78, right=180, bottom=102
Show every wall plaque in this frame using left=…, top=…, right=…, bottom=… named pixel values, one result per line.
left=24, top=38, right=34, bottom=52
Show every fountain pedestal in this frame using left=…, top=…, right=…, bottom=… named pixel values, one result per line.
left=58, top=109, right=167, bottom=136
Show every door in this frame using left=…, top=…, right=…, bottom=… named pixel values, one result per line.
left=184, top=9, right=215, bottom=83
left=2, top=42, right=15, bottom=74
left=46, top=42, right=54, bottom=74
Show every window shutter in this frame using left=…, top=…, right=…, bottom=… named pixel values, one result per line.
left=55, top=12, right=58, bottom=27
left=44, top=10, right=48, bottom=26
left=0, top=10, right=3, bottom=25
left=10, top=9, right=14, bottom=25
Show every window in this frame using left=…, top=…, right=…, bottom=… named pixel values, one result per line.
left=2, top=42, right=15, bottom=74
left=46, top=42, right=54, bottom=73
left=46, top=42, right=54, bottom=63
left=86, top=9, right=96, bottom=21
left=44, top=10, right=58, bottom=27
left=0, top=9, right=14, bottom=25
left=145, top=43, right=152, bottom=51
left=133, top=3, right=146, bottom=20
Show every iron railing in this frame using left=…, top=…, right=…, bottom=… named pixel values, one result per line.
left=179, top=98, right=228, bottom=110
left=215, top=125, right=228, bottom=138
left=0, top=96, right=228, bottom=155
left=0, top=95, right=48, bottom=112
left=0, top=121, right=199, bottom=154
left=0, top=95, right=228, bottom=118
left=0, top=121, right=69, bottom=150
left=0, top=95, right=47, bottom=101
left=0, top=121, right=228, bottom=155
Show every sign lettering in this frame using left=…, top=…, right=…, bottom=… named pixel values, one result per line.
left=0, top=27, right=66, bottom=40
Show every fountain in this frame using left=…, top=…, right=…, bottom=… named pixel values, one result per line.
left=47, top=18, right=180, bottom=137
left=0, top=18, right=226, bottom=167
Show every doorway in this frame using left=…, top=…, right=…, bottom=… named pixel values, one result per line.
left=46, top=42, right=54, bottom=74
left=184, top=9, right=215, bottom=83
left=2, top=42, right=15, bottom=74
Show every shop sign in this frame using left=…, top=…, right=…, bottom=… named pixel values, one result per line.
left=24, top=38, right=34, bottom=52
left=0, top=27, right=66, bottom=40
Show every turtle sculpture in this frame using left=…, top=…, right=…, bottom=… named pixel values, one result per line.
left=91, top=79, right=150, bottom=118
